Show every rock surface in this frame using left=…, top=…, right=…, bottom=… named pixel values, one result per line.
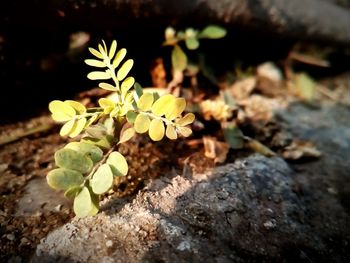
left=33, top=101, right=350, bottom=262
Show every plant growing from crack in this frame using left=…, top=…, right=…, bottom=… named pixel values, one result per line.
left=47, top=40, right=195, bottom=217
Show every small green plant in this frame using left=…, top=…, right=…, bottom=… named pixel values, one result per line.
left=47, top=40, right=195, bottom=217
left=163, top=25, right=227, bottom=85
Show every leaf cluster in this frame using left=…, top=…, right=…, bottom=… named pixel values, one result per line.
left=47, top=40, right=195, bottom=217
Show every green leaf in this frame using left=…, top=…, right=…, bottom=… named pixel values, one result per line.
left=84, top=59, right=106, bottom=68
left=82, top=135, right=114, bottom=150
left=165, top=98, right=186, bottom=120
left=64, top=186, right=81, bottom=199
left=199, top=25, right=227, bottom=39
left=109, top=40, right=117, bottom=59
left=134, top=113, right=151, bottom=133
left=73, top=186, right=92, bottom=218
left=117, top=59, right=134, bottom=81
left=119, top=127, right=135, bottom=144
left=176, top=113, right=195, bottom=126
left=112, top=48, right=127, bottom=68
left=60, top=119, right=75, bottom=136
left=121, top=77, right=135, bottom=95
left=85, top=124, right=107, bottom=139
left=171, top=45, right=187, bottom=71
left=126, top=111, right=138, bottom=124
left=91, top=163, right=114, bottom=194
left=149, top=119, right=165, bottom=141
left=185, top=37, right=200, bottom=50
left=137, top=93, right=154, bottom=111
left=68, top=117, right=87, bottom=138
left=65, top=142, right=103, bottom=164
left=89, top=47, right=104, bottom=59
left=222, top=122, right=244, bottom=149
left=88, top=189, right=100, bottom=216
left=134, top=82, right=143, bottom=98
left=99, top=82, right=117, bottom=91
left=87, top=71, right=111, bottom=80
left=151, top=94, right=176, bottom=117
left=47, top=168, right=84, bottom=190
left=166, top=124, right=177, bottom=140
left=107, top=151, right=128, bottom=176
left=55, top=148, right=93, bottom=174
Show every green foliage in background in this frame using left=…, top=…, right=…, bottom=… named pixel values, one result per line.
left=47, top=40, right=195, bottom=218
left=163, top=25, right=227, bottom=74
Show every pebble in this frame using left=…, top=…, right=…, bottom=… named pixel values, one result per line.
left=6, top=233, right=15, bottom=241
left=106, top=240, right=113, bottom=247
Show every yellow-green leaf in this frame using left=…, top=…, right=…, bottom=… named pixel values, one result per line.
left=60, top=119, right=75, bottom=136
left=117, top=59, right=134, bottom=81
left=172, top=45, right=187, bottom=71
left=109, top=40, right=117, bottom=59
left=84, top=59, right=106, bottom=68
left=185, top=37, right=200, bottom=50
left=47, top=168, right=84, bottom=190
left=166, top=124, right=177, bottom=140
left=64, top=186, right=81, bottom=199
left=199, top=25, right=227, bottom=39
left=151, top=94, right=176, bottom=117
left=176, top=113, right=195, bottom=126
left=149, top=119, right=165, bottom=141
left=55, top=148, right=93, bottom=174
left=99, top=98, right=115, bottom=109
left=89, top=47, right=103, bottom=59
left=65, top=100, right=86, bottom=114
left=107, top=151, right=128, bottom=176
left=98, top=43, right=107, bottom=57
left=51, top=112, right=72, bottom=122
left=73, top=187, right=92, bottom=218
left=87, top=71, right=111, bottom=80
left=165, top=98, right=186, bottom=120
left=88, top=190, right=99, bottom=216
left=126, top=111, right=138, bottom=123
left=137, top=93, right=154, bottom=111
left=65, top=142, right=103, bottom=164
left=177, top=126, right=192, bottom=137
left=119, top=127, right=135, bottom=144
left=69, top=117, right=87, bottom=138
left=99, top=82, right=117, bottom=91
left=91, top=163, right=114, bottom=194
left=49, top=100, right=76, bottom=116
left=112, top=48, right=126, bottom=68
left=121, top=77, right=135, bottom=95
left=134, top=113, right=151, bottom=133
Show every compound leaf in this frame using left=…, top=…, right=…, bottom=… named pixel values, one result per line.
left=47, top=168, right=84, bottom=190
left=107, top=151, right=128, bottom=176
left=149, top=119, right=165, bottom=141
left=117, top=59, right=134, bottom=81
left=49, top=100, right=76, bottom=117
left=55, top=148, right=93, bottom=174
left=91, top=163, right=113, bottom=194
left=134, top=114, right=151, bottom=133
left=73, top=186, right=92, bottom=218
